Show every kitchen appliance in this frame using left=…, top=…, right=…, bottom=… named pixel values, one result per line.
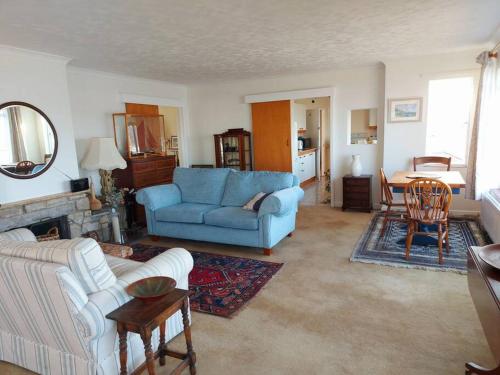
left=302, top=138, right=312, bottom=149
left=298, top=138, right=304, bottom=151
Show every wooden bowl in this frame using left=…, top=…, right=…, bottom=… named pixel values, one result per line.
left=126, top=276, right=176, bottom=303
left=478, top=244, right=500, bottom=271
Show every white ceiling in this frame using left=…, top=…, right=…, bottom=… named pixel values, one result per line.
left=0, top=0, right=498, bottom=83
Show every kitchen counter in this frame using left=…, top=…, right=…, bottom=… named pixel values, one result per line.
left=298, top=148, right=316, bottom=156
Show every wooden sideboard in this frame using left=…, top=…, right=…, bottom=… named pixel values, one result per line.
left=466, top=246, right=500, bottom=374
left=113, top=155, right=176, bottom=224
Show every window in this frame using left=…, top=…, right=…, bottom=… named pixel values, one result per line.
left=0, top=110, right=13, bottom=163
left=426, top=76, right=474, bottom=165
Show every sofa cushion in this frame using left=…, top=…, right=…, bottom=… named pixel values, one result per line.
left=205, top=206, right=259, bottom=230
left=0, top=237, right=116, bottom=294
left=174, top=167, right=231, bottom=205
left=155, top=203, right=219, bottom=224
left=221, top=170, right=294, bottom=207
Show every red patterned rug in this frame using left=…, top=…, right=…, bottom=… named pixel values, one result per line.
left=129, top=244, right=283, bottom=318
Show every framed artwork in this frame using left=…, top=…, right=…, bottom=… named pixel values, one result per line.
left=170, top=136, right=179, bottom=150
left=388, top=97, right=422, bottom=123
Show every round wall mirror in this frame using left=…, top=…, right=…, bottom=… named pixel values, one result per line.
left=0, top=101, right=58, bottom=179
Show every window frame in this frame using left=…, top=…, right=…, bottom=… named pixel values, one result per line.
left=424, top=70, right=479, bottom=168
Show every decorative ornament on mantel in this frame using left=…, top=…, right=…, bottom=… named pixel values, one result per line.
left=80, top=137, right=127, bottom=209
left=351, top=154, right=362, bottom=177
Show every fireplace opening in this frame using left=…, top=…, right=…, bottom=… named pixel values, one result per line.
left=25, top=216, right=71, bottom=240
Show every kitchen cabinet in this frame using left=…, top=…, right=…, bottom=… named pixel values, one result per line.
left=293, top=103, right=307, bottom=131
left=296, top=150, right=316, bottom=183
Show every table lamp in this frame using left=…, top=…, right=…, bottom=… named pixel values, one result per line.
left=81, top=137, right=127, bottom=210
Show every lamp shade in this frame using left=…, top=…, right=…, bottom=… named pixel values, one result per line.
left=80, top=137, right=127, bottom=170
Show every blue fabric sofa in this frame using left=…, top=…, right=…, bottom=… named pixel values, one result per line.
left=136, top=168, right=304, bottom=255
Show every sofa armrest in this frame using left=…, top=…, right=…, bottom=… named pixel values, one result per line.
left=136, top=184, right=182, bottom=211
left=258, top=186, right=304, bottom=217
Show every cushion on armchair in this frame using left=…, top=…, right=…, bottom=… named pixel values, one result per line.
left=221, top=170, right=294, bottom=207
left=0, top=228, right=37, bottom=242
left=0, top=237, right=116, bottom=294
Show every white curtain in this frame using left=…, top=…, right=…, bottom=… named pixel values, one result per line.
left=466, top=51, right=500, bottom=200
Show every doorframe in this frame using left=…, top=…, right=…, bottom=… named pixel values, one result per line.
left=120, top=93, right=191, bottom=167
left=245, top=87, right=336, bottom=204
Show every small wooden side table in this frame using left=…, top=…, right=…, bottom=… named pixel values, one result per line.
left=106, top=289, right=196, bottom=375
left=342, top=174, right=373, bottom=212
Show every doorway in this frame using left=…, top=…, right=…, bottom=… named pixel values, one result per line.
left=245, top=87, right=335, bottom=204
left=159, top=105, right=182, bottom=166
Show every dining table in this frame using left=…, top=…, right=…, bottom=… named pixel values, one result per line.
left=387, top=170, right=466, bottom=194
left=387, top=170, right=466, bottom=247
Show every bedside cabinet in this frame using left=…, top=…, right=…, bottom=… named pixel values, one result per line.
left=342, top=175, right=372, bottom=212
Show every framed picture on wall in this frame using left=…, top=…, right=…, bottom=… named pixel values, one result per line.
left=170, top=136, right=179, bottom=150
left=388, top=97, right=422, bottom=123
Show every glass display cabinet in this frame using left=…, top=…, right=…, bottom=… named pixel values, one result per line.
left=214, top=128, right=252, bottom=170
left=112, top=113, right=166, bottom=158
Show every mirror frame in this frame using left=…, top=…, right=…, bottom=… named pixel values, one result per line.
left=0, top=101, right=58, bottom=179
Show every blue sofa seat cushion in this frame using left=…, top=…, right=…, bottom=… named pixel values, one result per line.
left=155, top=203, right=219, bottom=224
left=205, top=206, right=259, bottom=230
left=221, top=170, right=295, bottom=207
left=173, top=168, right=231, bottom=205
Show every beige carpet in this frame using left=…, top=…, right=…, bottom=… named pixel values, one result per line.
left=0, top=205, right=494, bottom=374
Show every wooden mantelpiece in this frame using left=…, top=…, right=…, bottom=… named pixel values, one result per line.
left=0, top=189, right=90, bottom=209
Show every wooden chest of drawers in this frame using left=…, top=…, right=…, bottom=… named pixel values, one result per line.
left=342, top=175, right=372, bottom=212
left=113, top=155, right=176, bottom=224
left=113, top=155, right=176, bottom=190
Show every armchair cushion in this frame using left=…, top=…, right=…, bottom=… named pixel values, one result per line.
left=0, top=238, right=116, bottom=294
left=221, top=170, right=295, bottom=207
left=155, top=203, right=219, bottom=224
left=0, top=228, right=37, bottom=242
left=205, top=206, right=259, bottom=230
left=173, top=167, right=231, bottom=205
left=136, top=184, right=182, bottom=211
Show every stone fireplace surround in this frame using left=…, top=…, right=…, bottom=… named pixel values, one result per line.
left=0, top=190, right=112, bottom=240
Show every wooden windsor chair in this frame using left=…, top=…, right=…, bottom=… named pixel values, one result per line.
left=379, top=168, right=407, bottom=236
left=413, top=156, right=451, bottom=171
left=403, top=178, right=453, bottom=264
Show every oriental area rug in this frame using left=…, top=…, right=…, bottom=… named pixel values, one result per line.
left=129, top=244, right=283, bottom=318
left=350, top=213, right=491, bottom=274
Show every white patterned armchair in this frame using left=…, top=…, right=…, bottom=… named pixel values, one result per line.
left=0, top=228, right=193, bottom=375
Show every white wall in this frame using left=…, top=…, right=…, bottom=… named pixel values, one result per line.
left=188, top=65, right=385, bottom=207
left=384, top=50, right=482, bottom=214
left=67, top=67, right=188, bottom=194
left=0, top=46, right=79, bottom=204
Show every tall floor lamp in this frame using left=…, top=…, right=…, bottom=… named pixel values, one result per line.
left=81, top=137, right=127, bottom=210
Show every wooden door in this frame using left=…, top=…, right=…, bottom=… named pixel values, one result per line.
left=125, top=103, right=159, bottom=115
left=251, top=100, right=292, bottom=172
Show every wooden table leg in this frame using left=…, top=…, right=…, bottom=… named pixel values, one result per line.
left=181, top=298, right=197, bottom=375
left=117, top=323, right=128, bottom=375
left=159, top=321, right=166, bottom=366
left=140, top=329, right=156, bottom=375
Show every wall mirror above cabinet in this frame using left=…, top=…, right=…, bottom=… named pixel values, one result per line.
left=0, top=101, right=57, bottom=179
left=348, top=108, right=378, bottom=145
